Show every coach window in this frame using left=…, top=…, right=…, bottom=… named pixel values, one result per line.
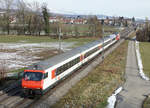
left=56, top=68, right=59, bottom=75
left=44, top=73, right=48, bottom=79
left=78, top=57, right=80, bottom=62
left=74, top=59, right=76, bottom=65
left=77, top=58, right=79, bottom=63
left=70, top=61, right=72, bottom=67
left=64, top=63, right=67, bottom=71
left=59, top=66, right=63, bottom=74
left=70, top=61, right=73, bottom=67
left=85, top=53, right=87, bottom=58
left=63, top=64, right=65, bottom=71
left=72, top=60, right=74, bottom=65
left=59, top=67, right=61, bottom=74
left=58, top=66, right=61, bottom=73
left=65, top=63, right=68, bottom=71
left=75, top=58, right=77, bottom=63
left=75, top=58, right=77, bottom=64
left=64, top=64, right=67, bottom=71
left=69, top=61, right=71, bottom=67
left=67, top=63, right=69, bottom=69
left=87, top=52, right=89, bottom=57
left=55, top=69, right=58, bottom=76
left=61, top=65, right=64, bottom=72
left=56, top=68, right=59, bottom=76
left=72, top=60, right=75, bottom=66
left=67, top=63, right=70, bottom=69
left=85, top=52, right=89, bottom=58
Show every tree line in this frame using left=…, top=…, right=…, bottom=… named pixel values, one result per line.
left=0, top=0, right=52, bottom=36
left=0, top=0, right=102, bottom=38
left=136, top=18, right=150, bottom=42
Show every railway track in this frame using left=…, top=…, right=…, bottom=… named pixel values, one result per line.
left=0, top=28, right=133, bottom=108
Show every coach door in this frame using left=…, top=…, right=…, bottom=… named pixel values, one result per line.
left=80, top=54, right=85, bottom=64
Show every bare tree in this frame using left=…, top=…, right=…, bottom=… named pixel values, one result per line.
left=88, top=15, right=102, bottom=37
left=136, top=17, right=150, bottom=42
left=0, top=0, right=14, bottom=35
left=28, top=1, right=43, bottom=36
left=16, top=0, right=28, bottom=35
left=0, top=14, right=3, bottom=34
left=74, top=25, right=79, bottom=37
left=50, top=22, right=59, bottom=37
left=15, top=1, right=44, bottom=36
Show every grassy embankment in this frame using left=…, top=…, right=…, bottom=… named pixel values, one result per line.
left=52, top=40, right=128, bottom=108
left=140, top=42, right=150, bottom=77
left=0, top=35, right=96, bottom=45
left=139, top=42, right=150, bottom=108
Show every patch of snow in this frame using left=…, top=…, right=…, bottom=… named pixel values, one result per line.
left=0, top=52, right=40, bottom=70
left=0, top=52, right=16, bottom=60
left=0, top=42, right=75, bottom=50
left=107, top=87, right=123, bottom=108
left=0, top=42, right=75, bottom=71
left=135, top=41, right=149, bottom=81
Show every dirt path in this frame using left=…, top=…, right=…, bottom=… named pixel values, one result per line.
left=116, top=40, right=150, bottom=108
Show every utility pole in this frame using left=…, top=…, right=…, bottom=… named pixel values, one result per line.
left=59, top=27, right=61, bottom=53
left=102, top=28, right=104, bottom=62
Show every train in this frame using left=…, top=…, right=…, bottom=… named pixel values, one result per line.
left=22, top=34, right=120, bottom=95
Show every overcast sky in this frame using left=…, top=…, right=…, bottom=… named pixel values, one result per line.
left=26, top=0, right=149, bottom=19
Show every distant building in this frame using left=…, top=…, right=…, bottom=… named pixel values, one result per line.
left=49, top=17, right=59, bottom=23
left=73, top=19, right=87, bottom=24
left=0, top=11, right=5, bottom=17
left=49, top=17, right=87, bottom=24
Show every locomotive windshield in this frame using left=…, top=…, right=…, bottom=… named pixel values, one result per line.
left=23, top=72, right=43, bottom=81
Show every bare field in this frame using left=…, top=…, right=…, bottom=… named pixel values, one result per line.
left=0, top=42, right=74, bottom=72
left=52, top=41, right=128, bottom=108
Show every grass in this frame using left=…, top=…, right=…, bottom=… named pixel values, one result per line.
left=143, top=96, right=150, bottom=108
left=103, top=25, right=120, bottom=33
left=129, top=31, right=136, bottom=38
left=0, top=35, right=56, bottom=43
left=139, top=42, right=150, bottom=77
left=52, top=40, right=128, bottom=108
left=0, top=35, right=97, bottom=46
left=66, top=37, right=98, bottom=48
left=53, top=24, right=90, bottom=33
left=140, top=42, right=150, bottom=108
left=103, top=25, right=120, bottom=37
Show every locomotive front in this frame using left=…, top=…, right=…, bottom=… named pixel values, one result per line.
left=22, top=70, right=44, bottom=95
